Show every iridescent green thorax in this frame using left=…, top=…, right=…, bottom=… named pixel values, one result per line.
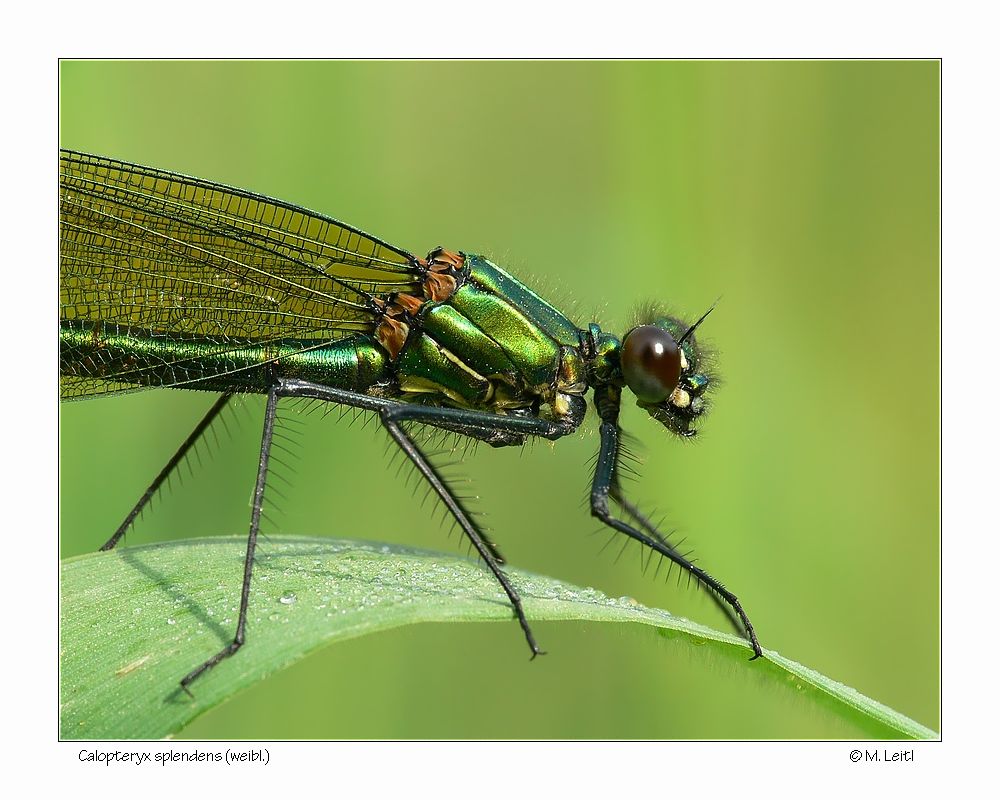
left=377, top=251, right=588, bottom=415
left=464, top=255, right=581, bottom=348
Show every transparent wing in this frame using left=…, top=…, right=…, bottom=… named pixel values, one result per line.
left=60, top=150, right=421, bottom=398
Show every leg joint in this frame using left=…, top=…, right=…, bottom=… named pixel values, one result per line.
left=590, top=485, right=611, bottom=518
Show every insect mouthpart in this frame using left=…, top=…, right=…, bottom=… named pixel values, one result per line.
left=638, top=371, right=711, bottom=437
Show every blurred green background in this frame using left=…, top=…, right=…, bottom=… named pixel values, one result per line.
left=59, top=61, right=939, bottom=739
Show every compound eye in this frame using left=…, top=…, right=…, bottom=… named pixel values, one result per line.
left=621, top=325, right=682, bottom=404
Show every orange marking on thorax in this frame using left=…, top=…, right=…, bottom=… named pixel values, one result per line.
left=375, top=248, right=464, bottom=360
left=394, top=293, right=423, bottom=315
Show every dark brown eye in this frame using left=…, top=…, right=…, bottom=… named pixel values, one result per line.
left=621, top=325, right=682, bottom=404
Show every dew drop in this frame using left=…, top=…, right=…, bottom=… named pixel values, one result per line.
left=279, top=592, right=297, bottom=605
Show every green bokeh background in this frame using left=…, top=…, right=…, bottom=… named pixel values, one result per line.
left=59, top=60, right=939, bottom=739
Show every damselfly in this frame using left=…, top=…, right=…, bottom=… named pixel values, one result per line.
left=59, top=150, right=762, bottom=692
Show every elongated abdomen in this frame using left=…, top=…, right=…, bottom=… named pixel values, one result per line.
left=59, top=320, right=390, bottom=398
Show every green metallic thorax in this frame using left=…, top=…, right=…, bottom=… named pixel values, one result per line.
left=394, top=255, right=587, bottom=413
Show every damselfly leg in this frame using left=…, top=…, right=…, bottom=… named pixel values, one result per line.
left=100, top=393, right=234, bottom=552
left=589, top=387, right=763, bottom=659
left=181, top=388, right=279, bottom=692
left=606, top=487, right=748, bottom=641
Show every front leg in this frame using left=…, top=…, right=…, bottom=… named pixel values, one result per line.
left=607, top=488, right=748, bottom=637
left=589, top=388, right=763, bottom=659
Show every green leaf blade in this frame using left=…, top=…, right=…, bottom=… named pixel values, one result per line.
left=60, top=536, right=937, bottom=740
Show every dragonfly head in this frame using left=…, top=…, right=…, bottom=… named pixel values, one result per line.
left=618, top=307, right=716, bottom=438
